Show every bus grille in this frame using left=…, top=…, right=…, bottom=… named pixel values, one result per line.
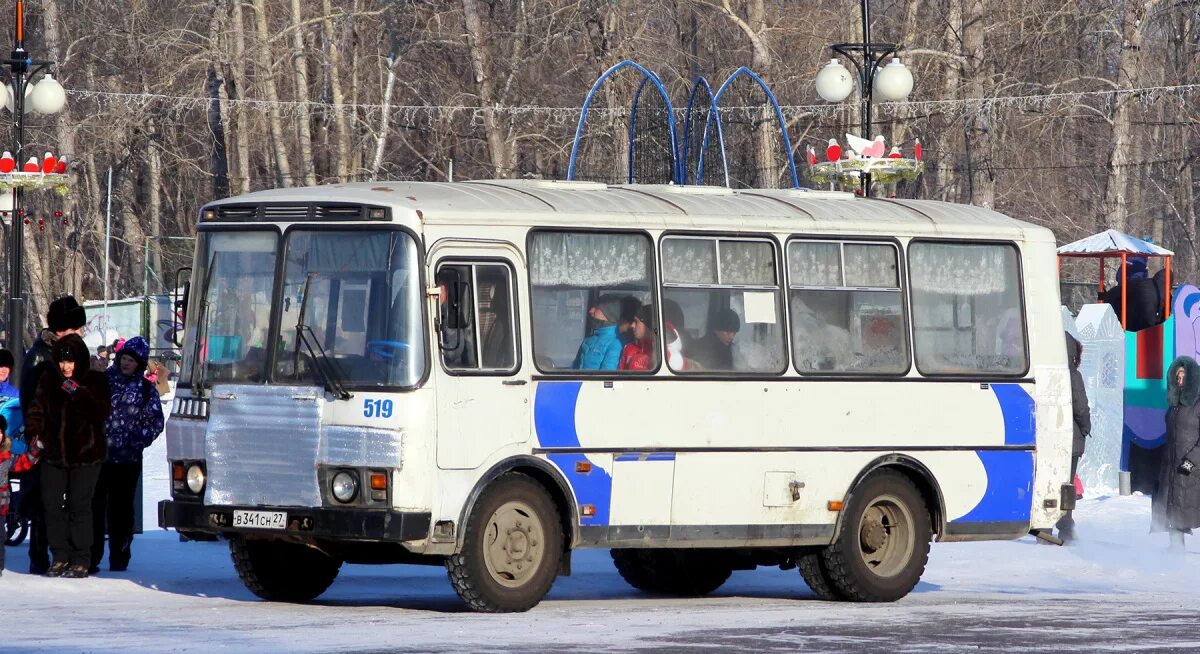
left=214, top=203, right=377, bottom=221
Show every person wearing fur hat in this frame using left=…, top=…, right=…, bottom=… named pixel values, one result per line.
left=1155, top=356, right=1200, bottom=550
left=19, top=295, right=87, bottom=575
left=91, top=336, right=163, bottom=572
left=690, top=308, right=742, bottom=371
left=572, top=295, right=627, bottom=371
left=24, top=333, right=110, bottom=578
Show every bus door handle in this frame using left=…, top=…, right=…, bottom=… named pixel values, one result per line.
left=214, top=392, right=237, bottom=401
left=502, top=379, right=527, bottom=386
left=292, top=393, right=318, bottom=401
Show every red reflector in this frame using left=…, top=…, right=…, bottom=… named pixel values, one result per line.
left=172, top=463, right=185, bottom=480
left=581, top=504, right=596, bottom=517
left=575, top=461, right=592, bottom=473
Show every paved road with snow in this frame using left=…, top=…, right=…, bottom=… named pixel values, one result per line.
left=6, top=496, right=1199, bottom=653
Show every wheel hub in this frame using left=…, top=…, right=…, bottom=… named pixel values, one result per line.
left=483, top=502, right=544, bottom=588
left=860, top=516, right=887, bottom=552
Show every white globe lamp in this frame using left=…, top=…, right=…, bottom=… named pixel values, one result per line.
left=872, top=58, right=913, bottom=102
left=29, top=74, right=66, bottom=115
left=0, top=83, right=8, bottom=114
left=815, top=59, right=854, bottom=103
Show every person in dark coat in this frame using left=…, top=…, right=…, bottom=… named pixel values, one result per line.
left=19, top=295, right=87, bottom=574
left=689, top=308, right=741, bottom=371
left=91, top=337, right=164, bottom=572
left=24, top=334, right=111, bottom=578
left=1154, top=356, right=1200, bottom=550
left=1058, top=333, right=1091, bottom=542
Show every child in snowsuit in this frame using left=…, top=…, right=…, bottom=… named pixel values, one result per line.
left=0, top=415, right=42, bottom=575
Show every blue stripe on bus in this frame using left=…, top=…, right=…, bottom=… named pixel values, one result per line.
left=951, top=450, right=1034, bottom=524
left=534, top=381, right=612, bottom=526
left=990, top=383, right=1036, bottom=447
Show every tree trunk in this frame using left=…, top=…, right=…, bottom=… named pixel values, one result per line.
left=935, top=0, right=963, bottom=202
left=228, top=0, right=252, bottom=194
left=148, top=134, right=164, bottom=292
left=370, top=55, right=398, bottom=178
left=207, top=0, right=230, bottom=199
left=719, top=0, right=777, bottom=188
left=462, top=0, right=511, bottom=178
left=288, top=0, right=317, bottom=186
left=962, top=0, right=994, bottom=207
left=251, top=0, right=293, bottom=188
left=1102, top=0, right=1161, bottom=232
left=322, top=0, right=351, bottom=182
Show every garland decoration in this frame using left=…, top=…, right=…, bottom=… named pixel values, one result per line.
left=0, top=172, right=70, bottom=196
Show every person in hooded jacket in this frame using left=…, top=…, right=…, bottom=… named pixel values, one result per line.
left=573, top=296, right=625, bottom=371
left=1058, top=333, right=1091, bottom=542
left=90, top=337, right=163, bottom=572
left=1154, top=356, right=1200, bottom=550
left=24, top=334, right=111, bottom=578
left=618, top=305, right=657, bottom=371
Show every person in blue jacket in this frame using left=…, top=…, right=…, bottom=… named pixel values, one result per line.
left=573, top=296, right=626, bottom=371
left=0, top=349, right=17, bottom=398
left=90, top=336, right=164, bottom=572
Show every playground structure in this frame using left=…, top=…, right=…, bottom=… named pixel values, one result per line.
left=1058, top=230, right=1175, bottom=494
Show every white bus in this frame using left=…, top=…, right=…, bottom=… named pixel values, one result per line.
left=159, top=179, right=1073, bottom=612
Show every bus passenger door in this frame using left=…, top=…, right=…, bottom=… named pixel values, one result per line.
left=430, top=247, right=530, bottom=470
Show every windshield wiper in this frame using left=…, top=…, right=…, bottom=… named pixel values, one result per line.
left=295, top=272, right=353, bottom=400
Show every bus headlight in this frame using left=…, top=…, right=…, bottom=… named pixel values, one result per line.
left=330, top=470, right=358, bottom=503
left=186, top=464, right=206, bottom=494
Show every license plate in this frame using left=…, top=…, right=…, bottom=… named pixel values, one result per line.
left=232, top=510, right=287, bottom=529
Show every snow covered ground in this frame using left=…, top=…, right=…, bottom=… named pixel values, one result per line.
left=5, top=486, right=1200, bottom=652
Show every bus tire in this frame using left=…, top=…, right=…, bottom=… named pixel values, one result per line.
left=610, top=549, right=661, bottom=593
left=446, top=473, right=563, bottom=613
left=611, top=549, right=731, bottom=596
left=821, top=470, right=931, bottom=602
left=229, top=536, right=342, bottom=602
left=797, top=550, right=844, bottom=601
left=650, top=550, right=732, bottom=597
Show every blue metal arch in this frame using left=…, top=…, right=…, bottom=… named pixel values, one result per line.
left=568, top=60, right=680, bottom=184
left=697, top=66, right=799, bottom=189
left=681, top=77, right=721, bottom=185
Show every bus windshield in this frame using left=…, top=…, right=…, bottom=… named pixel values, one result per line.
left=274, top=229, right=424, bottom=388
left=182, top=231, right=280, bottom=385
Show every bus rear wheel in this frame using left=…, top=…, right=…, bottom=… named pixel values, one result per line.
left=446, top=473, right=563, bottom=613
left=611, top=549, right=732, bottom=597
left=797, top=550, right=844, bottom=601
left=229, top=537, right=342, bottom=602
left=821, top=470, right=931, bottom=602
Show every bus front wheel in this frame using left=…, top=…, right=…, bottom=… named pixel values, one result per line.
left=229, top=536, right=342, bottom=602
left=821, top=470, right=931, bottom=602
left=446, top=473, right=563, bottom=613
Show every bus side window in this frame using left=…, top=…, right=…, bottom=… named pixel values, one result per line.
left=528, top=231, right=657, bottom=373
left=908, top=242, right=1027, bottom=375
left=788, top=240, right=908, bottom=374
left=660, top=236, right=787, bottom=374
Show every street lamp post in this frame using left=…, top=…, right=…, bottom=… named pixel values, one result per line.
left=814, top=0, right=914, bottom=194
left=4, top=0, right=67, bottom=377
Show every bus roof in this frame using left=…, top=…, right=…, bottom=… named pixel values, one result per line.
left=203, top=180, right=1055, bottom=243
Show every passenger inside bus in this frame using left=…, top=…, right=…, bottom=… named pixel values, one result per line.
left=688, top=308, right=741, bottom=371
left=618, top=304, right=657, bottom=371
left=572, top=295, right=626, bottom=371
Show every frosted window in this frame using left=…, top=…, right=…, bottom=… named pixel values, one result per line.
left=909, top=242, right=1027, bottom=375
left=788, top=240, right=907, bottom=374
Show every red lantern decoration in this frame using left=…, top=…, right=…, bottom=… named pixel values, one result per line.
left=41, top=152, right=56, bottom=174
left=22, top=157, right=38, bottom=173
left=0, top=151, right=14, bottom=173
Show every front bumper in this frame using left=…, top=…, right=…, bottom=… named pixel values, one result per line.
left=159, top=500, right=431, bottom=543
